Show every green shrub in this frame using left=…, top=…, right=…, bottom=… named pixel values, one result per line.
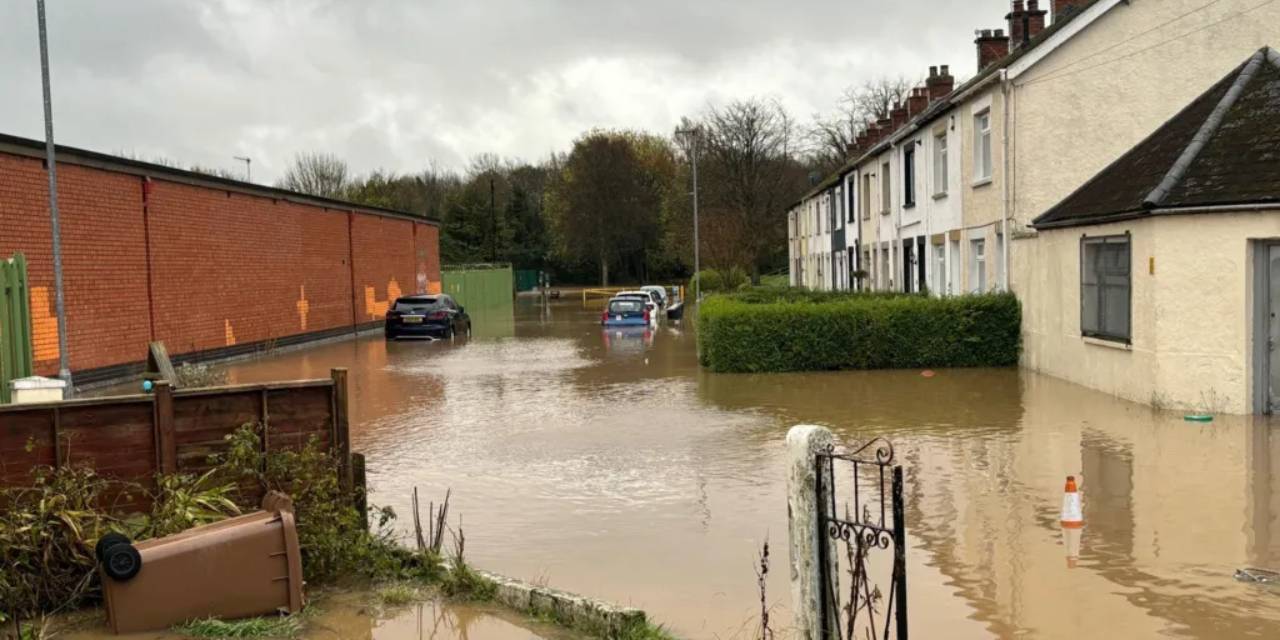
left=697, top=292, right=1021, bottom=373
left=691, top=269, right=724, bottom=294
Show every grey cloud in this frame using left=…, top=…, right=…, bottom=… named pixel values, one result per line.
left=1, top=0, right=1013, bottom=182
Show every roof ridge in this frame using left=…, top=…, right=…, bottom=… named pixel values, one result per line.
left=1143, top=49, right=1268, bottom=207
left=1267, top=46, right=1280, bottom=68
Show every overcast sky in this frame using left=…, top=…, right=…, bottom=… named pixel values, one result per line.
left=1, top=0, right=1013, bottom=183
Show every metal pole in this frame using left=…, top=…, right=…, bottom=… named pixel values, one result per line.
left=234, top=156, right=251, bottom=182
left=37, top=0, right=71, bottom=397
left=489, top=176, right=497, bottom=262
left=692, top=135, right=701, bottom=305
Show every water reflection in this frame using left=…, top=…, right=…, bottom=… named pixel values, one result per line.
left=203, top=299, right=1280, bottom=639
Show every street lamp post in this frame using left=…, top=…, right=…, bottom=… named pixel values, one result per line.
left=234, top=156, right=251, bottom=182
left=675, top=127, right=702, bottom=305
left=36, top=0, right=71, bottom=397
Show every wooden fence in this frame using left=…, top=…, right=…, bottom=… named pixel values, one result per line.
left=0, top=368, right=351, bottom=510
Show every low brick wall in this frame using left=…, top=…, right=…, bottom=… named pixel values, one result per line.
left=476, top=569, right=654, bottom=638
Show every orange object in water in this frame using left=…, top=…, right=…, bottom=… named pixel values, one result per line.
left=921, top=370, right=936, bottom=378
left=1061, top=475, right=1084, bottom=530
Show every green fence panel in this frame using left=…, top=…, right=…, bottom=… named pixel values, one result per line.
left=515, top=269, right=540, bottom=292
left=442, top=264, right=514, bottom=311
left=0, top=254, right=35, bottom=404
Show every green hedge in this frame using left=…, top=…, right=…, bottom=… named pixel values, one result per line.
left=697, top=292, right=1021, bottom=373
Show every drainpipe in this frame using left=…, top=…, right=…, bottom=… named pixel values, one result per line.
left=1000, top=68, right=1011, bottom=293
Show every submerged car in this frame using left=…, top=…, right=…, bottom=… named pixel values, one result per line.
left=640, top=285, right=668, bottom=307
left=385, top=294, right=471, bottom=340
left=601, top=297, right=651, bottom=327
left=615, top=291, right=661, bottom=317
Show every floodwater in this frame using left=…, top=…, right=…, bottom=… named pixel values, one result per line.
left=200, top=297, right=1280, bottom=639
left=59, top=591, right=580, bottom=640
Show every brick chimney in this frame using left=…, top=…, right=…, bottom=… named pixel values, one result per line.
left=1008, top=0, right=1048, bottom=50
left=975, top=29, right=1010, bottom=70
left=1051, top=0, right=1081, bottom=23
left=907, top=88, right=929, bottom=117
left=926, top=65, right=955, bottom=101
left=890, top=103, right=908, bottom=131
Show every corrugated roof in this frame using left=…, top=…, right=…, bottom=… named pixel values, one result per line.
left=1032, top=48, right=1280, bottom=229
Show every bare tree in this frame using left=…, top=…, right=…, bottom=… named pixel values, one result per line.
left=808, top=76, right=915, bottom=169
left=695, top=98, right=809, bottom=281
left=277, top=152, right=351, bottom=198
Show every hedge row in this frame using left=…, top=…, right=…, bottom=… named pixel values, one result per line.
left=697, top=291, right=1021, bottom=373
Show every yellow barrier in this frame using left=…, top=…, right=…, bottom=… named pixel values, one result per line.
left=581, top=285, right=686, bottom=306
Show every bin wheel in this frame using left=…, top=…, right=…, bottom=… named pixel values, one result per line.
left=95, top=532, right=131, bottom=563
left=102, top=543, right=142, bottom=582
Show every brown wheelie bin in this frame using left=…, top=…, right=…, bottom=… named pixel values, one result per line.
left=97, top=509, right=305, bottom=634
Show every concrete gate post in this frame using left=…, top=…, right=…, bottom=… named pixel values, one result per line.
left=786, top=425, right=835, bottom=640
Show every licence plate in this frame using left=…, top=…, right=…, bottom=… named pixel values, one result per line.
left=403, top=316, right=423, bottom=324
left=615, top=315, right=623, bottom=321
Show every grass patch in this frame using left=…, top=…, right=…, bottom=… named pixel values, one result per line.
left=173, top=615, right=303, bottom=639
left=376, top=583, right=422, bottom=607
left=440, top=560, right=497, bottom=601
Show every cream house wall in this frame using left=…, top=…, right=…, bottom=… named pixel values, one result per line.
left=1008, top=0, right=1280, bottom=229
left=1018, top=209, right=1280, bottom=415
left=958, top=89, right=1006, bottom=294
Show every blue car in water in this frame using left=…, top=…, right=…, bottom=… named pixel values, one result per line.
left=601, top=297, right=650, bottom=327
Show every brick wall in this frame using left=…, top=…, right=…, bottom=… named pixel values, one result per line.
left=0, top=148, right=441, bottom=378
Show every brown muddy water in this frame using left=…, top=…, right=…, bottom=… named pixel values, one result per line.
left=59, top=590, right=580, bottom=640
left=156, top=298, right=1280, bottom=639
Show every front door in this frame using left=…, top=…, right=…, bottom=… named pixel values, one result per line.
left=1268, top=245, right=1280, bottom=412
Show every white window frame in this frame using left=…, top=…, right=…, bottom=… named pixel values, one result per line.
left=880, top=161, right=891, bottom=214
left=970, top=238, right=987, bottom=293
left=974, top=109, right=992, bottom=183
left=933, top=130, right=948, bottom=196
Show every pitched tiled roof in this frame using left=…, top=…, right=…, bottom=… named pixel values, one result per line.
left=1032, top=48, right=1280, bottom=229
left=792, top=0, right=1107, bottom=208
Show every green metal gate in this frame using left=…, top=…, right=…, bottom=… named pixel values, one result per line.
left=442, top=264, right=514, bottom=311
left=0, top=254, right=35, bottom=404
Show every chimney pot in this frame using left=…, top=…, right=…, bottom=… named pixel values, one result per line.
left=975, top=29, right=1010, bottom=70
left=925, top=64, right=955, bottom=100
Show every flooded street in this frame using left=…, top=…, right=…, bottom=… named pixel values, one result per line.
left=210, top=297, right=1280, bottom=639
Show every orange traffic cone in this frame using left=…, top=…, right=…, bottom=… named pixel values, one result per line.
left=1061, top=475, right=1084, bottom=529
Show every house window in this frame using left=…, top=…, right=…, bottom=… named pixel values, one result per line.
left=835, top=188, right=843, bottom=229
left=970, top=238, right=986, bottom=293
left=1081, top=235, right=1131, bottom=342
left=903, top=145, right=916, bottom=208
left=861, top=173, right=872, bottom=220
left=974, top=110, right=992, bottom=182
left=933, top=243, right=946, bottom=296
left=846, top=182, right=855, bottom=223
left=880, top=162, right=891, bottom=214
left=933, top=131, right=948, bottom=196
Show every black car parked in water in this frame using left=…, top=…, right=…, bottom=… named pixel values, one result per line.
left=385, top=294, right=471, bottom=340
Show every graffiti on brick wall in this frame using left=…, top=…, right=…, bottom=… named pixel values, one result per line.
left=363, top=278, right=403, bottom=320
left=427, top=281, right=442, bottom=294
left=29, top=287, right=59, bottom=363
left=224, top=319, right=237, bottom=347
left=297, top=285, right=310, bottom=331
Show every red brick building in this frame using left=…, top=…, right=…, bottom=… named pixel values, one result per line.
left=0, top=133, right=441, bottom=383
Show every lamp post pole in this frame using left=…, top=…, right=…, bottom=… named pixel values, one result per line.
left=36, top=0, right=71, bottom=397
left=676, top=127, right=702, bottom=305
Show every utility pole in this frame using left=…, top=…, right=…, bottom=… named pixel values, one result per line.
left=676, top=127, right=702, bottom=305
left=234, top=156, right=251, bottom=182
left=37, top=0, right=71, bottom=397
left=489, top=176, right=497, bottom=262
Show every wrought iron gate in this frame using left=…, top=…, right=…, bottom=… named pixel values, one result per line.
left=816, top=439, right=907, bottom=640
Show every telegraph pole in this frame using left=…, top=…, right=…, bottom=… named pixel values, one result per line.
left=676, top=127, right=702, bottom=304
left=36, top=0, right=71, bottom=396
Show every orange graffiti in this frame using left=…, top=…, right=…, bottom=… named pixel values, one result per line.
left=224, top=319, right=237, bottom=346
left=426, top=280, right=442, bottom=295
left=29, top=287, right=59, bottom=363
left=297, top=286, right=310, bottom=331
left=363, top=278, right=403, bottom=320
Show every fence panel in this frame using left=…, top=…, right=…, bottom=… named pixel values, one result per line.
left=0, top=369, right=350, bottom=512
left=0, top=253, right=35, bottom=404
left=442, top=264, right=513, bottom=310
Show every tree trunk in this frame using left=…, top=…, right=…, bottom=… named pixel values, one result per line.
left=600, top=252, right=609, bottom=287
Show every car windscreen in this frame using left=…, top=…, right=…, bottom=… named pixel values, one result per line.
left=608, top=300, right=645, bottom=314
left=393, top=298, right=444, bottom=313
left=616, top=295, right=649, bottom=303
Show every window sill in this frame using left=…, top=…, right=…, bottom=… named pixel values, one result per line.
left=880, top=210, right=891, bottom=216
left=932, top=192, right=948, bottom=201
left=903, top=202, right=916, bottom=210
left=972, top=177, right=993, bottom=188
left=1083, top=336, right=1132, bottom=351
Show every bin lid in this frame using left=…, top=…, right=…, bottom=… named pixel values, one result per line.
left=11, top=376, right=67, bottom=390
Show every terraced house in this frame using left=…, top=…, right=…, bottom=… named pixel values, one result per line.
left=786, top=0, right=1280, bottom=412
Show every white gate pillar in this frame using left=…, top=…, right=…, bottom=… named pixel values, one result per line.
left=786, top=425, right=835, bottom=640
